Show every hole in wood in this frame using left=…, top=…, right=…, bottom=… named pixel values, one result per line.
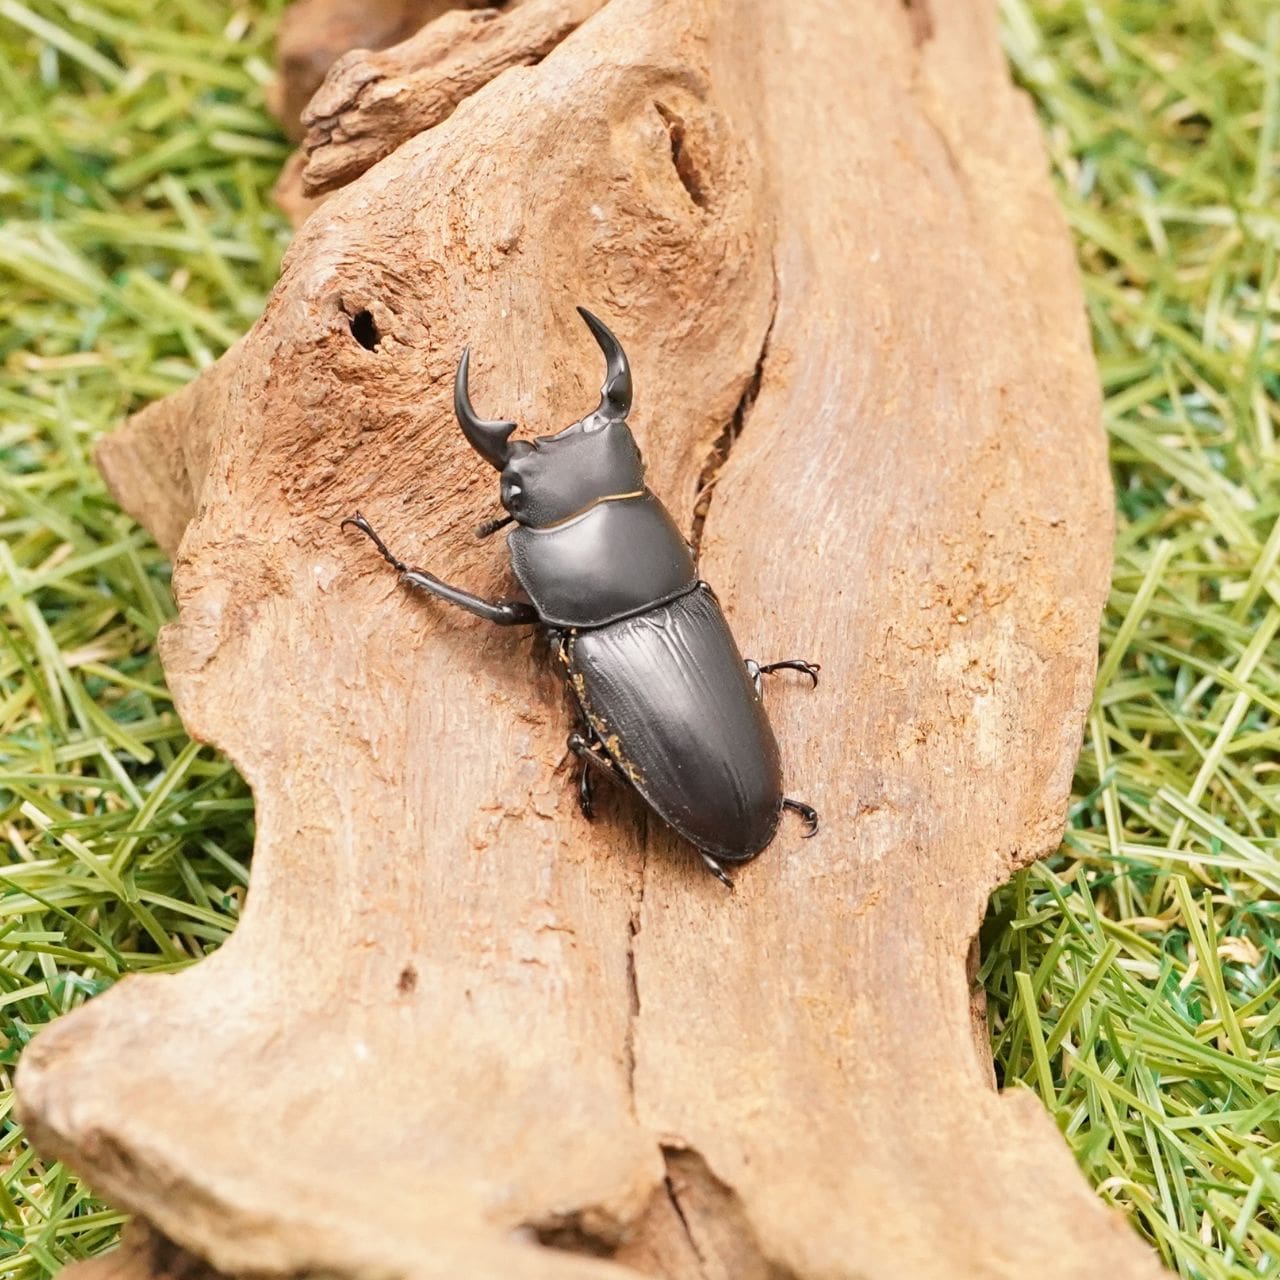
left=900, top=0, right=933, bottom=44
left=350, top=309, right=381, bottom=350
left=526, top=1211, right=619, bottom=1258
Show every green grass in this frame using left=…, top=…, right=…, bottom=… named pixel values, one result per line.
left=0, top=0, right=1278, bottom=1275
left=986, top=3, right=1280, bottom=1276
left=0, top=1, right=287, bottom=1272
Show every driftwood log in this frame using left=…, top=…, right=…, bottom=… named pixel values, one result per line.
left=18, top=1, right=1167, bottom=1277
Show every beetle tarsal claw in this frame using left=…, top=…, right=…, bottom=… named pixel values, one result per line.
left=342, top=512, right=408, bottom=574
left=700, top=854, right=735, bottom=890
left=755, top=659, right=821, bottom=689
left=782, top=798, right=820, bottom=837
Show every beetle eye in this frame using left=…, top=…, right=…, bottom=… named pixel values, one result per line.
left=501, top=480, right=523, bottom=509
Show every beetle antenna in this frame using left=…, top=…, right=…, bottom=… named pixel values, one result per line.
left=576, top=307, right=632, bottom=423
left=475, top=513, right=514, bottom=539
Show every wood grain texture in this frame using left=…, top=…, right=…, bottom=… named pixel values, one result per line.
left=267, top=0, right=487, bottom=138
left=300, top=0, right=609, bottom=195
left=20, top=1, right=1166, bottom=1277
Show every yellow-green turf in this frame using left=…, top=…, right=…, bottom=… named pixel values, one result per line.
left=1, top=1, right=1278, bottom=1275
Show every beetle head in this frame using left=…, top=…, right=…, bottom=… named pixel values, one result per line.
left=454, top=309, right=645, bottom=529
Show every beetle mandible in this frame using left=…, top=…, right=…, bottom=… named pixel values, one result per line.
left=344, top=308, right=818, bottom=887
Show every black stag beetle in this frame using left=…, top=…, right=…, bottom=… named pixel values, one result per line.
left=344, top=308, right=818, bottom=887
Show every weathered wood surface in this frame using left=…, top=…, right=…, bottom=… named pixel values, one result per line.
left=268, top=0, right=487, bottom=137
left=18, top=0, right=1165, bottom=1277
left=299, top=0, right=608, bottom=195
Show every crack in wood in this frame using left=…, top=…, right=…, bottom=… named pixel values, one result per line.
left=689, top=264, right=778, bottom=557
left=623, top=861, right=644, bottom=1105
left=662, top=1152, right=707, bottom=1276
left=652, top=1147, right=802, bottom=1280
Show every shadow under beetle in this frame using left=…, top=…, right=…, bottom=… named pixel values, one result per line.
left=344, top=308, right=818, bottom=887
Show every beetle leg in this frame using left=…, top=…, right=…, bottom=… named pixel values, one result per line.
left=567, top=731, right=622, bottom=820
left=746, top=658, right=821, bottom=696
left=343, top=512, right=538, bottom=627
left=782, top=798, right=820, bottom=837
left=699, top=853, right=735, bottom=890
left=398, top=569, right=537, bottom=626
